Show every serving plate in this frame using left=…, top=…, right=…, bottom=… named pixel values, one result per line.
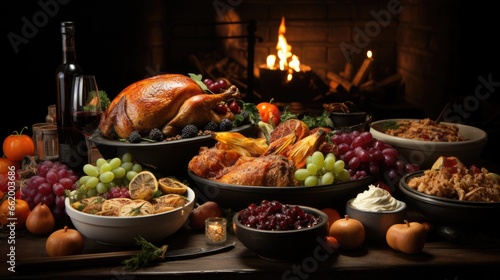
left=91, top=124, right=257, bottom=174
left=188, top=169, right=375, bottom=211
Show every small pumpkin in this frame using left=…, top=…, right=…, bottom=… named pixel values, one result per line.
left=26, top=201, right=55, bottom=235
left=386, top=220, right=427, bottom=254
left=46, top=226, right=84, bottom=257
left=329, top=215, right=365, bottom=250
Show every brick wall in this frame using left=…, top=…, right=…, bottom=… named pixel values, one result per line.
left=158, top=0, right=459, bottom=117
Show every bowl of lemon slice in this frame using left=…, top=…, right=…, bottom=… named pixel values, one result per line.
left=65, top=171, right=195, bottom=246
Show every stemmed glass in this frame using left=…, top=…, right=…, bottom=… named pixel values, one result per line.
left=70, top=75, right=102, bottom=165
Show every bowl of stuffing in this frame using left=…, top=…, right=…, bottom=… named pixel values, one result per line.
left=370, top=118, right=488, bottom=169
left=398, top=165, right=500, bottom=227
left=65, top=187, right=196, bottom=246
left=233, top=200, right=330, bottom=261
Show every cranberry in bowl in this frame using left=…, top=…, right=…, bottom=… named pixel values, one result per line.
left=232, top=200, right=329, bottom=261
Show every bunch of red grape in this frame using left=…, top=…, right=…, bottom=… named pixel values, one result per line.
left=330, top=130, right=419, bottom=186
left=203, top=78, right=228, bottom=93
left=202, top=78, right=241, bottom=115
left=104, top=186, right=130, bottom=199
left=22, top=161, right=79, bottom=219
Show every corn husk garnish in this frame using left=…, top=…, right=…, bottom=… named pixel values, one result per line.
left=261, top=131, right=297, bottom=156
left=286, top=128, right=326, bottom=169
left=212, top=132, right=268, bottom=157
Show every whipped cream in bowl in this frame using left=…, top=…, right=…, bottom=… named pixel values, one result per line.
left=350, top=185, right=404, bottom=212
left=346, top=184, right=407, bottom=243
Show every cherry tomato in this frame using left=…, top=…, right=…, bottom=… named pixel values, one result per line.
left=3, top=127, right=35, bottom=162
left=257, top=101, right=280, bottom=127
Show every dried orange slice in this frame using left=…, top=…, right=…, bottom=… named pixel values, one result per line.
left=158, top=177, right=188, bottom=195
left=128, top=171, right=158, bottom=200
left=118, top=199, right=155, bottom=216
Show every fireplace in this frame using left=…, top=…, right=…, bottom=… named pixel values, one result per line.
left=155, top=1, right=459, bottom=117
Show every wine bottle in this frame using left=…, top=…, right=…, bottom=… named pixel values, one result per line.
left=55, top=21, right=86, bottom=172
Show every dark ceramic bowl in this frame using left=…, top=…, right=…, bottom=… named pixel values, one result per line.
left=233, top=205, right=329, bottom=261
left=188, top=169, right=375, bottom=210
left=330, top=112, right=372, bottom=132
left=399, top=171, right=499, bottom=227
left=91, top=124, right=257, bottom=175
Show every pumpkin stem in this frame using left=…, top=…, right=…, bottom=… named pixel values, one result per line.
left=63, top=225, right=69, bottom=232
left=344, top=215, right=349, bottom=220
left=404, top=219, right=410, bottom=227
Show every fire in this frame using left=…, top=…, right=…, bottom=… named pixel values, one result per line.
left=266, top=17, right=301, bottom=73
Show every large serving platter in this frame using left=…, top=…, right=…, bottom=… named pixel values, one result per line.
left=91, top=124, right=257, bottom=174
left=188, top=169, right=375, bottom=211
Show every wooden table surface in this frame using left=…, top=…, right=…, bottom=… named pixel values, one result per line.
left=3, top=219, right=500, bottom=280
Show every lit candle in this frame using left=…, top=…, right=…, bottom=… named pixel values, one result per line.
left=352, top=50, right=374, bottom=87
left=205, top=217, right=227, bottom=245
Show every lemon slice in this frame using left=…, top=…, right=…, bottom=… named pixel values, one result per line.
left=152, top=194, right=189, bottom=214
left=158, top=177, right=188, bottom=195
left=129, top=171, right=158, bottom=200
left=118, top=199, right=155, bottom=216
left=100, top=198, right=132, bottom=216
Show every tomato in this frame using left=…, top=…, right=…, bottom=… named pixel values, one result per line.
left=3, top=127, right=35, bottom=162
left=257, top=101, right=280, bottom=127
left=0, top=198, right=31, bottom=229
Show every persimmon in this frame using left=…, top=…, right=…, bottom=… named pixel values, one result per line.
left=329, top=215, right=365, bottom=250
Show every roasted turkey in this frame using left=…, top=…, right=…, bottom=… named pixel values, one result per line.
left=98, top=74, right=240, bottom=139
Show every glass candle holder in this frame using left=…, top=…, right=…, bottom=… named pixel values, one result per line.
left=205, top=217, right=227, bottom=245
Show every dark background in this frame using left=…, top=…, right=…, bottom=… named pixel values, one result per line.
left=2, top=1, right=499, bottom=160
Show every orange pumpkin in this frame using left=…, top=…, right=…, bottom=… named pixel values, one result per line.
left=329, top=215, right=365, bottom=250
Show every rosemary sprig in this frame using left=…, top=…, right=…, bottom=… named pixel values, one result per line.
left=123, top=236, right=168, bottom=271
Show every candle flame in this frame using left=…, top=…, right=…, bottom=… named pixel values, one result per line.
left=367, top=50, right=373, bottom=59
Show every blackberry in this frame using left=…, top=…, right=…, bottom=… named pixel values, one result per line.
left=148, top=128, right=164, bottom=142
left=128, top=130, right=142, bottom=143
left=181, top=125, right=199, bottom=138
left=219, top=119, right=233, bottom=131
left=240, top=110, right=249, bottom=122
left=204, top=121, right=218, bottom=131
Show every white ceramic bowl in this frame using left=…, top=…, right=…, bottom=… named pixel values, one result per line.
left=370, top=119, right=488, bottom=169
left=65, top=187, right=196, bottom=246
left=346, top=198, right=406, bottom=244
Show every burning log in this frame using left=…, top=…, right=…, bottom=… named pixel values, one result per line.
left=327, top=71, right=354, bottom=92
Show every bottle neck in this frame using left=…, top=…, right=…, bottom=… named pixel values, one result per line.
left=61, top=32, right=77, bottom=64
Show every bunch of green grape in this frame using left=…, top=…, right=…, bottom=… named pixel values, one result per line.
left=294, top=151, right=350, bottom=187
left=75, top=153, right=143, bottom=198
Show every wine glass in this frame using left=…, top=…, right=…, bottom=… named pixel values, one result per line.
left=70, top=74, right=102, bottom=165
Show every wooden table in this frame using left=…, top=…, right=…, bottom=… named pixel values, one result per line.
left=3, top=220, right=500, bottom=280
